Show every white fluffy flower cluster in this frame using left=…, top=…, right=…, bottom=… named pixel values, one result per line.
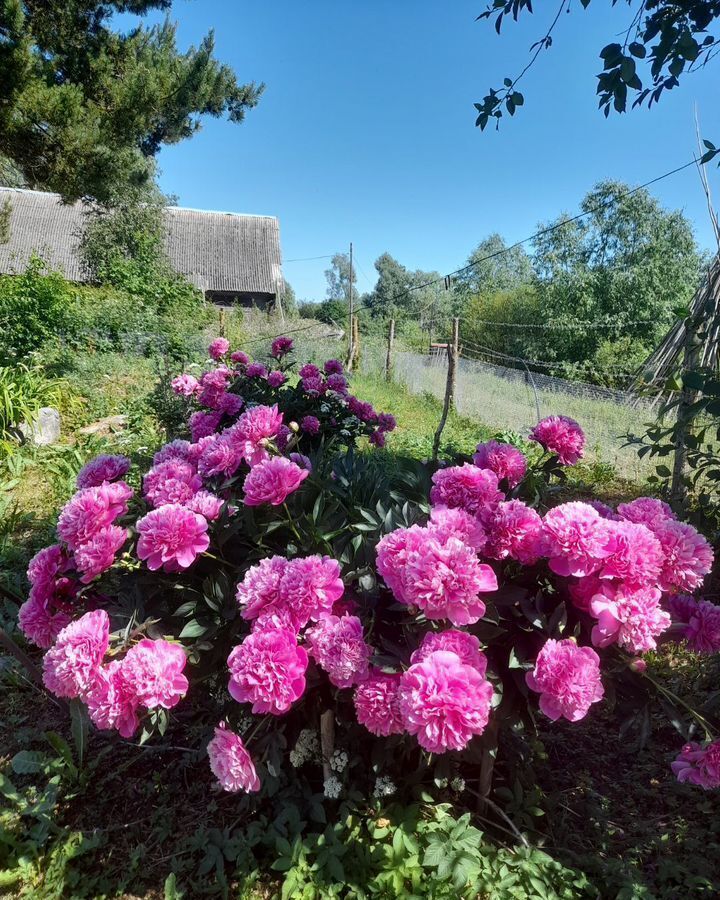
left=451, top=777, right=466, bottom=792
left=289, top=728, right=320, bottom=768
left=323, top=775, right=342, bottom=799
left=330, top=749, right=349, bottom=773
left=373, top=776, right=397, bottom=798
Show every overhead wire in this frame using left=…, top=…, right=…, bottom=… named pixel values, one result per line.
left=350, top=154, right=700, bottom=319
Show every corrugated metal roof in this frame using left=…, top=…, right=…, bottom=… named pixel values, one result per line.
left=0, top=187, right=283, bottom=295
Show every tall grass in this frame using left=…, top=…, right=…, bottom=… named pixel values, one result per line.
left=0, top=365, right=66, bottom=449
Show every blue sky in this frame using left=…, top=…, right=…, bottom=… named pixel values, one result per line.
left=140, top=1, right=719, bottom=300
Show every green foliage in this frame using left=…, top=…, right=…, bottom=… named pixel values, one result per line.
left=532, top=180, right=702, bottom=367
left=462, top=284, right=541, bottom=359
left=0, top=364, right=66, bottom=447
left=626, top=366, right=720, bottom=523
left=0, top=257, right=75, bottom=360
left=325, top=252, right=357, bottom=302
left=0, top=194, right=11, bottom=243
left=361, top=252, right=442, bottom=324
left=80, top=184, right=205, bottom=320
left=454, top=233, right=534, bottom=299
left=476, top=0, right=720, bottom=132
left=0, top=1, right=263, bottom=202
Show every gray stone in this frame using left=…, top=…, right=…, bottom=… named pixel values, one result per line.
left=20, top=407, right=61, bottom=445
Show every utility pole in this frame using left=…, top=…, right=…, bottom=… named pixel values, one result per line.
left=346, top=242, right=354, bottom=370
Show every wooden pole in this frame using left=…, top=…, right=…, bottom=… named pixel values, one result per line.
left=350, top=314, right=360, bottom=372
left=671, top=295, right=712, bottom=506
left=432, top=317, right=459, bottom=462
left=346, top=242, right=354, bottom=370
left=384, top=318, right=395, bottom=382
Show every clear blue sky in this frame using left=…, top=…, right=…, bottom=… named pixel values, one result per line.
left=139, top=1, right=719, bottom=300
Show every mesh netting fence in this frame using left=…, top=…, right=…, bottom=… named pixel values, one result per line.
left=388, top=350, right=664, bottom=480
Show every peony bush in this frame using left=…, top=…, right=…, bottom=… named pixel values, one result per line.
left=16, top=336, right=720, bottom=809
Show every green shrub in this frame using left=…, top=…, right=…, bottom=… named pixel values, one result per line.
left=0, top=257, right=75, bottom=360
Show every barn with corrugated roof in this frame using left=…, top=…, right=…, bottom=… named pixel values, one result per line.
left=0, top=187, right=284, bottom=308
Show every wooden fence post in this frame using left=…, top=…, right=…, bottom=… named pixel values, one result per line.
left=384, top=318, right=395, bottom=382
left=432, top=317, right=459, bottom=462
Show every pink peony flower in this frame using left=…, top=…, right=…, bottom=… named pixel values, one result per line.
left=229, top=404, right=284, bottom=466
left=171, top=374, right=200, bottom=397
left=305, top=614, right=371, bottom=689
left=411, top=630, right=487, bottom=675
left=27, top=544, right=66, bottom=590
left=369, top=429, right=386, bottom=448
left=541, top=502, right=612, bottom=578
left=669, top=595, right=720, bottom=654
left=73, top=524, right=127, bottom=583
left=144, top=459, right=202, bottom=508
left=299, top=363, right=320, bottom=379
left=302, top=374, right=326, bottom=395
left=377, top=413, right=397, bottom=433
left=485, top=500, right=544, bottom=565
left=326, top=373, right=348, bottom=394
left=617, top=497, right=675, bottom=526
left=529, top=415, right=585, bottom=465
left=76, top=454, right=130, bottom=489
left=267, top=370, right=287, bottom=388
left=18, top=597, right=71, bottom=649
left=526, top=639, right=603, bottom=722
left=42, top=609, right=109, bottom=698
left=279, top=556, right=344, bottom=626
left=85, top=660, right=140, bottom=738
left=598, top=520, right=663, bottom=587
left=354, top=670, right=404, bottom=736
left=586, top=500, right=617, bottom=519
left=121, top=639, right=188, bottom=709
left=590, top=585, right=670, bottom=653
left=243, top=456, right=309, bottom=506
left=185, top=490, right=225, bottom=521
left=197, top=435, right=243, bottom=479
left=189, top=410, right=222, bottom=441
left=207, top=722, right=260, bottom=793
left=324, top=359, right=344, bottom=375
left=301, top=415, right=320, bottom=435
left=380, top=527, right=497, bottom=626
left=271, top=336, right=294, bottom=358
left=429, top=505, right=487, bottom=552
left=430, top=464, right=503, bottom=520
left=218, top=392, right=244, bottom=417
left=473, top=440, right=527, bottom=488
left=398, top=650, right=494, bottom=753
left=671, top=740, right=720, bottom=789
left=231, top=350, right=250, bottom=366
left=57, top=482, right=132, bottom=550
left=136, top=504, right=210, bottom=572
left=227, top=628, right=308, bottom=715
left=567, top=574, right=604, bottom=612
left=347, top=396, right=377, bottom=422
left=649, top=519, right=714, bottom=593
left=237, top=555, right=345, bottom=632
left=208, top=337, right=230, bottom=360
left=153, top=439, right=193, bottom=466
left=246, top=362, right=268, bottom=379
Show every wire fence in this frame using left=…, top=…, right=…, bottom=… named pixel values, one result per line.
left=387, top=349, right=663, bottom=480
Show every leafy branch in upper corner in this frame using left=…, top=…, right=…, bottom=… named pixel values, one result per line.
left=475, top=0, right=720, bottom=142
